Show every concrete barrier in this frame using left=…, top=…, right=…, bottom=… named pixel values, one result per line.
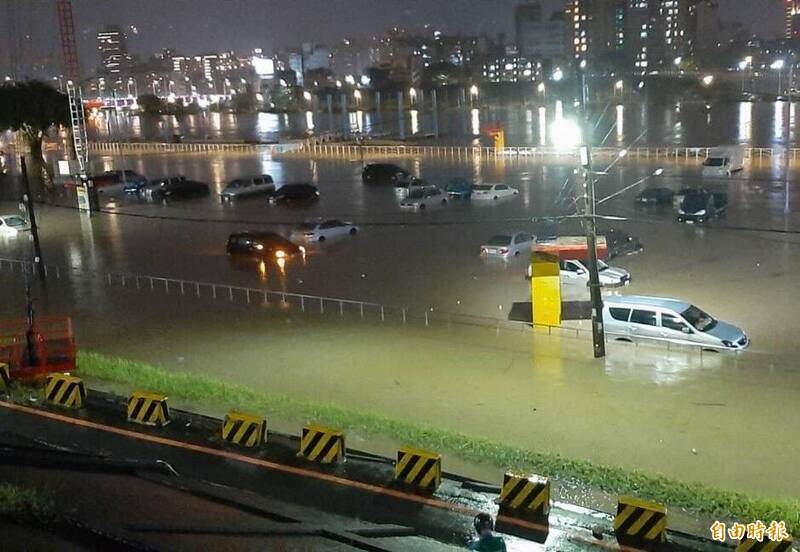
left=44, top=373, right=86, bottom=409
left=222, top=410, right=266, bottom=448
left=127, top=390, right=171, bottom=427
left=614, top=495, right=667, bottom=546
left=394, top=446, right=441, bottom=492
left=297, top=424, right=345, bottom=464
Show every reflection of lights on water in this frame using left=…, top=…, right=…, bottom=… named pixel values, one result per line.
left=775, top=101, right=785, bottom=141
left=208, top=111, right=221, bottom=132
left=258, top=260, right=267, bottom=281
left=276, top=257, right=286, bottom=273
left=472, top=150, right=482, bottom=183
left=791, top=102, right=797, bottom=139
left=356, top=110, right=364, bottom=133
left=305, top=110, right=314, bottom=131
left=616, top=105, right=624, bottom=141
left=471, top=108, right=480, bottom=136
left=525, top=109, right=533, bottom=144
left=538, top=107, right=547, bottom=146
left=410, top=109, right=419, bottom=135
left=256, top=112, right=278, bottom=139
left=555, top=100, right=563, bottom=123
left=738, top=102, right=752, bottom=142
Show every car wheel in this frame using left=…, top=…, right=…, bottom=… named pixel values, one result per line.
left=349, top=227, right=357, bottom=235
left=441, top=198, right=447, bottom=204
left=419, top=203, right=426, bottom=210
left=493, top=196, right=498, bottom=200
left=318, top=235, right=326, bottom=242
left=514, top=251, right=520, bottom=256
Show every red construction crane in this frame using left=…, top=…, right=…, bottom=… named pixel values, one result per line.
left=55, top=0, right=81, bottom=83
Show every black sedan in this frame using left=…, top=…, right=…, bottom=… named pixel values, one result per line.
left=268, top=183, right=320, bottom=204
left=226, top=232, right=305, bottom=259
left=361, top=163, right=409, bottom=185
left=148, top=177, right=210, bottom=200
left=635, top=187, right=674, bottom=205
left=605, top=229, right=643, bottom=260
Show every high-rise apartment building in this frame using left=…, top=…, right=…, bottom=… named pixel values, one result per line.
left=787, top=1, right=800, bottom=39
left=96, top=24, right=128, bottom=75
left=515, top=2, right=569, bottom=62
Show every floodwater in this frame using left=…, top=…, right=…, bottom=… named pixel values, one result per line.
left=1, top=149, right=799, bottom=504
left=0, top=269, right=797, bottom=503
left=87, top=99, right=800, bottom=148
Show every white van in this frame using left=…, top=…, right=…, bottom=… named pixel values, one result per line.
left=603, top=295, right=748, bottom=350
left=220, top=175, right=275, bottom=200
left=702, top=146, right=744, bottom=176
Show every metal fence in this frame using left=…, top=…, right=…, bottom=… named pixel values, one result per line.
left=87, top=141, right=305, bottom=155
left=283, top=142, right=790, bottom=162
left=0, top=257, right=742, bottom=356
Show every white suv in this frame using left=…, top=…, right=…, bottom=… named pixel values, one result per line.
left=603, top=295, right=749, bottom=350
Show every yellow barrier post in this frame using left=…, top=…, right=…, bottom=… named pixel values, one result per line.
left=44, top=373, right=86, bottom=409
left=614, top=496, right=667, bottom=545
left=531, top=252, right=561, bottom=327
left=394, top=446, right=441, bottom=492
left=297, top=424, right=345, bottom=464
left=222, top=411, right=266, bottom=448
left=127, top=391, right=170, bottom=427
left=498, top=473, right=550, bottom=519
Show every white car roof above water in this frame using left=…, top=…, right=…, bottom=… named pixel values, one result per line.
left=604, top=295, right=692, bottom=312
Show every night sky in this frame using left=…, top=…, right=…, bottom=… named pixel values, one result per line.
left=0, top=0, right=783, bottom=76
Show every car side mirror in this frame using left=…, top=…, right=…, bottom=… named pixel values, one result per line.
left=577, top=269, right=586, bottom=275
left=681, top=327, right=692, bottom=334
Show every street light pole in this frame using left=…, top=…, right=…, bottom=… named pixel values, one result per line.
left=786, top=57, right=794, bottom=215
left=578, top=62, right=606, bottom=358
left=19, top=157, right=45, bottom=283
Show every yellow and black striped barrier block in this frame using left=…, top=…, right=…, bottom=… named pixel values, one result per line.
left=44, top=373, right=86, bottom=409
left=737, top=538, right=793, bottom=552
left=0, top=363, right=10, bottom=389
left=394, top=446, right=441, bottom=492
left=498, top=472, right=550, bottom=519
left=614, top=496, right=667, bottom=545
left=222, top=411, right=266, bottom=448
left=297, top=424, right=345, bottom=464
left=127, top=391, right=170, bottom=427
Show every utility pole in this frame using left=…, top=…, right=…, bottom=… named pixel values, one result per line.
left=20, top=157, right=46, bottom=283
left=785, top=56, right=794, bottom=215
left=578, top=61, right=606, bottom=358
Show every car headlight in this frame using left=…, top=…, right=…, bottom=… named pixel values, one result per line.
left=298, top=246, right=306, bottom=254
left=275, top=250, right=286, bottom=259
left=695, top=209, right=707, bottom=216
left=677, top=209, right=685, bottom=215
left=253, top=243, right=264, bottom=250
left=721, top=340, right=735, bottom=348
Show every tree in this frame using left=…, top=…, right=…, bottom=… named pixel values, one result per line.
left=0, top=81, right=69, bottom=170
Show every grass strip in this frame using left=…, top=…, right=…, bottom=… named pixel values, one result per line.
left=0, top=484, right=54, bottom=523
left=77, top=350, right=800, bottom=532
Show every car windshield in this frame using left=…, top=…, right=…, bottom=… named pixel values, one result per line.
left=703, top=157, right=725, bottom=167
left=406, top=189, right=425, bottom=199
left=681, top=305, right=717, bottom=332
left=298, top=223, right=317, bottom=231
left=682, top=194, right=707, bottom=211
left=3, top=216, right=26, bottom=227
left=487, top=235, right=511, bottom=246
left=473, top=185, right=492, bottom=191
left=597, top=260, right=609, bottom=271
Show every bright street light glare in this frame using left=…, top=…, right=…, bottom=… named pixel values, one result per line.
left=619, top=149, right=628, bottom=158
left=702, top=75, right=714, bottom=86
left=550, top=119, right=581, bottom=149
left=615, top=80, right=624, bottom=90
left=653, top=168, right=664, bottom=176
left=674, top=56, right=682, bottom=66
left=537, top=82, right=545, bottom=93
left=470, top=84, right=479, bottom=97
left=771, top=59, right=786, bottom=70
left=738, top=60, right=748, bottom=70
left=552, top=68, right=564, bottom=82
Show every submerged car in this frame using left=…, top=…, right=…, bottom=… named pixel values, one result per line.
left=480, top=232, right=535, bottom=259
left=291, top=219, right=358, bottom=242
left=268, top=183, right=320, bottom=204
left=471, top=183, right=519, bottom=200
left=226, top=232, right=305, bottom=259
left=93, top=169, right=147, bottom=189
left=220, top=175, right=275, bottom=200
left=605, top=229, right=643, bottom=260
left=560, top=258, right=631, bottom=287
left=445, top=178, right=473, bottom=199
left=635, top=187, right=673, bottom=205
left=677, top=189, right=727, bottom=223
left=603, top=295, right=749, bottom=350
left=399, top=186, right=447, bottom=210
left=147, top=177, right=210, bottom=200
left=362, top=163, right=409, bottom=185
left=0, top=214, right=30, bottom=236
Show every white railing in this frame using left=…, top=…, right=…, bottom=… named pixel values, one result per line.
left=86, top=141, right=305, bottom=155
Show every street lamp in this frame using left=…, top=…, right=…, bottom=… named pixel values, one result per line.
left=408, top=87, right=417, bottom=105
left=614, top=79, right=623, bottom=98
left=552, top=67, right=564, bottom=82
left=701, top=75, right=714, bottom=87
left=303, top=90, right=312, bottom=102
